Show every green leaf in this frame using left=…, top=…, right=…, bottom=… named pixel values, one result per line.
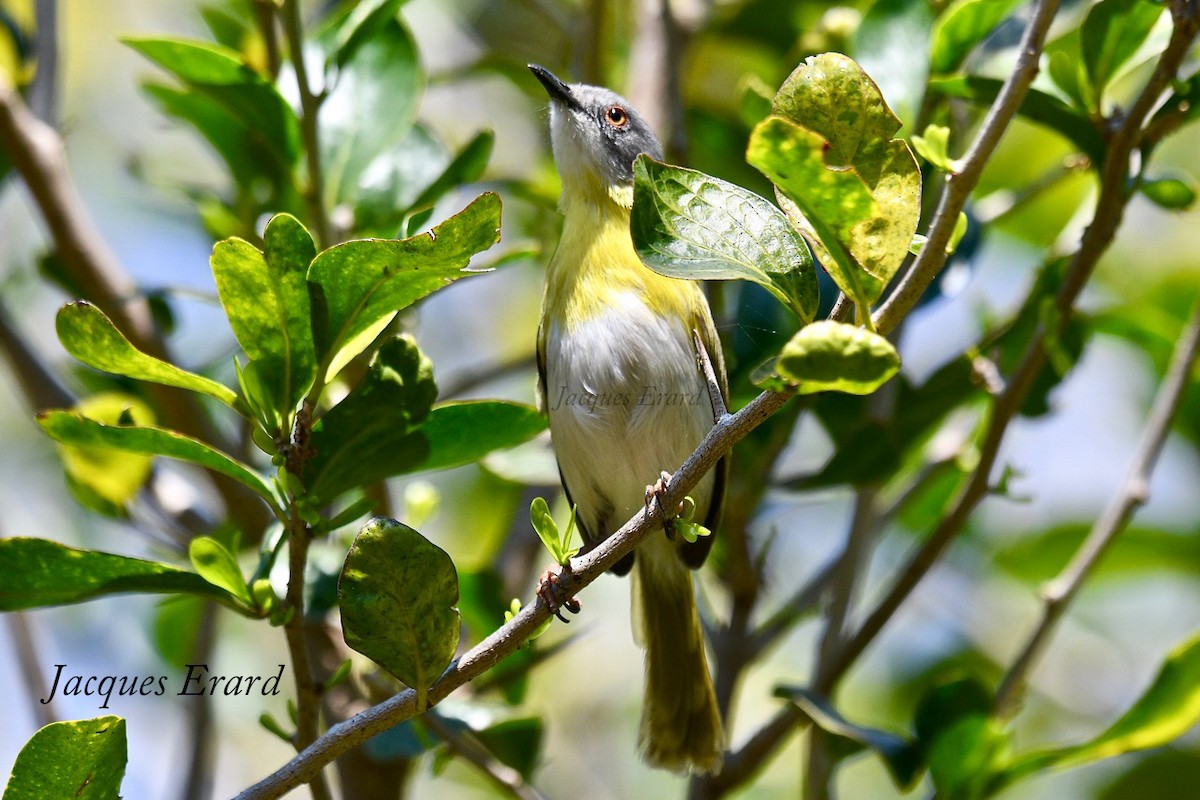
left=1081, top=0, right=1164, bottom=110
left=328, top=0, right=410, bottom=68
left=528, top=496, right=578, bottom=565
left=1139, top=177, right=1196, bottom=210
left=929, top=0, right=1026, bottom=75
left=211, top=214, right=317, bottom=419
left=2, top=716, right=126, bottom=800
left=997, top=630, right=1200, bottom=792
left=321, top=17, right=423, bottom=208
left=339, top=517, right=460, bottom=710
left=188, top=536, right=252, bottom=605
left=143, top=82, right=287, bottom=194
left=777, top=686, right=923, bottom=790
left=307, top=399, right=545, bottom=503
left=751, top=53, right=920, bottom=307
left=929, top=76, right=1107, bottom=166
left=308, top=193, right=501, bottom=380
left=630, top=156, right=819, bottom=323
left=306, top=334, right=435, bottom=493
left=911, top=124, right=956, bottom=172
left=475, top=717, right=544, bottom=780
left=407, top=130, right=494, bottom=216
left=914, top=677, right=1008, bottom=799
left=57, top=393, right=155, bottom=509
left=776, top=321, right=901, bottom=394
left=56, top=302, right=240, bottom=409
left=123, top=36, right=299, bottom=169
left=0, top=538, right=234, bottom=611
left=352, top=124, right=448, bottom=237
left=38, top=410, right=274, bottom=503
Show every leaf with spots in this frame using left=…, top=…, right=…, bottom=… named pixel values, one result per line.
left=2, top=716, right=126, bottom=800
left=339, top=517, right=460, bottom=710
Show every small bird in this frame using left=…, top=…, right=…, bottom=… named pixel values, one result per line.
left=529, top=63, right=726, bottom=775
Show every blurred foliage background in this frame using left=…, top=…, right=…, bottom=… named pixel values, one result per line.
left=1, top=0, right=1198, bottom=798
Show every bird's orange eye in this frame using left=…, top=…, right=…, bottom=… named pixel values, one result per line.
left=606, top=106, right=629, bottom=127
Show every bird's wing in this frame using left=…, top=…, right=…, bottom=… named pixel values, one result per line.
left=680, top=309, right=728, bottom=570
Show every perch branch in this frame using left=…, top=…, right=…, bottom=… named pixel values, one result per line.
left=234, top=387, right=795, bottom=800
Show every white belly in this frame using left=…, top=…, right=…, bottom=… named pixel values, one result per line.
left=544, top=291, right=715, bottom=540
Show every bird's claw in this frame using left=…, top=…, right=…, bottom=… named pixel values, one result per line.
left=644, top=470, right=680, bottom=539
left=536, top=566, right=581, bottom=623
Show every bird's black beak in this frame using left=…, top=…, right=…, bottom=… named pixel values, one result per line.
left=529, top=64, right=582, bottom=111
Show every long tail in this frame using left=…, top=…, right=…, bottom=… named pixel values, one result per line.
left=633, top=536, right=724, bottom=774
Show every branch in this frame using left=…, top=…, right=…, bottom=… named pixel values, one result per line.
left=280, top=0, right=331, bottom=248
left=832, top=0, right=1200, bottom=693
left=872, top=0, right=1064, bottom=336
left=693, top=4, right=1200, bottom=790
left=0, top=80, right=271, bottom=536
left=993, top=295, right=1200, bottom=717
left=234, top=387, right=794, bottom=800
left=3, top=611, right=57, bottom=728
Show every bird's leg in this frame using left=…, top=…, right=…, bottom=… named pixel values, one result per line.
left=536, top=563, right=581, bottom=623
left=645, top=470, right=683, bottom=539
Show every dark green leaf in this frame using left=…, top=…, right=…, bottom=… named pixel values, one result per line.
left=143, top=82, right=286, bottom=193
left=199, top=6, right=249, bottom=51
left=339, top=517, right=460, bottom=709
left=308, top=400, right=546, bottom=503
left=56, top=302, right=240, bottom=409
left=0, top=538, right=234, bottom=611
left=914, top=677, right=1007, bottom=799
left=1081, top=0, right=1164, bottom=109
left=777, top=686, right=924, bottom=789
left=37, top=410, right=274, bottom=502
left=2, top=716, right=126, bottom=800
left=930, top=0, right=1026, bottom=75
left=930, top=76, right=1106, bottom=166
left=211, top=214, right=317, bottom=418
left=1139, top=177, right=1196, bottom=210
left=123, top=36, right=299, bottom=168
left=152, top=596, right=205, bottom=670
left=998, top=631, right=1200, bottom=792
left=776, top=321, right=901, bottom=394
left=188, top=536, right=252, bottom=605
left=307, top=192, right=502, bottom=381
left=630, top=156, right=818, bottom=323
left=320, top=17, right=422, bottom=208
left=407, top=130, right=494, bottom=214
left=476, top=717, right=544, bottom=780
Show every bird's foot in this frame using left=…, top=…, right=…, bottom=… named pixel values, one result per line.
left=645, top=470, right=681, bottom=539
left=536, top=565, right=581, bottom=623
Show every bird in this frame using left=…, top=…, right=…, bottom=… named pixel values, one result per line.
left=529, top=63, right=727, bottom=775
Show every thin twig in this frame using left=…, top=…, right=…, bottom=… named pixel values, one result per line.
left=4, top=612, right=57, bottom=727
left=28, top=0, right=58, bottom=123
left=253, top=0, right=281, bottom=79
left=993, top=295, right=1200, bottom=717
left=694, top=328, right=728, bottom=420
left=234, top=388, right=794, bottom=800
left=872, top=0, right=1064, bottom=335
left=281, top=504, right=332, bottom=800
left=280, top=0, right=331, bottom=248
left=423, top=712, right=550, bottom=800
left=180, top=603, right=217, bottom=800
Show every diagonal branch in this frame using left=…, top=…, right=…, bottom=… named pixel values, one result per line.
left=992, top=295, right=1200, bottom=717
left=233, top=387, right=795, bottom=800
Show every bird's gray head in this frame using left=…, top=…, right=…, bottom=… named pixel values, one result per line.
left=529, top=64, right=662, bottom=204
